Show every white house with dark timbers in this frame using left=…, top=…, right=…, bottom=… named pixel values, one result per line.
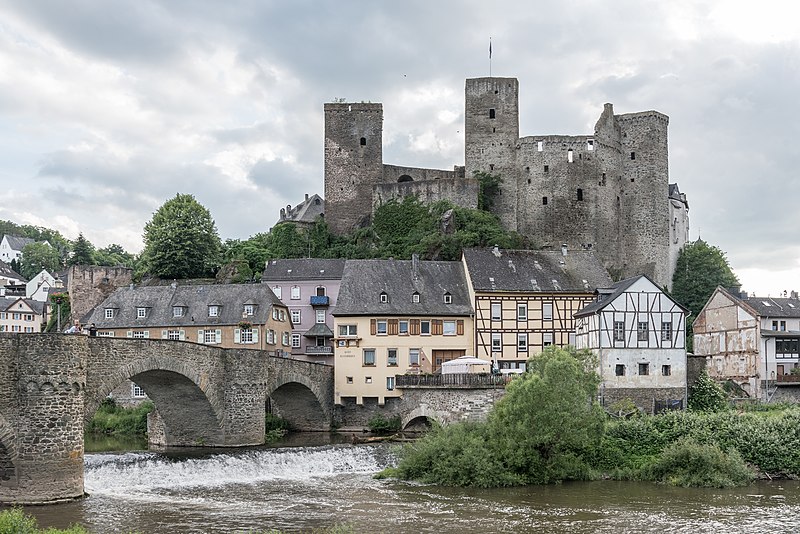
left=574, top=274, right=689, bottom=413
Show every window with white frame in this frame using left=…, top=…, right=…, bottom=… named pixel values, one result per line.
left=316, top=309, right=325, bottom=323
left=399, top=320, right=409, bottom=335
left=267, top=330, right=276, bottom=344
left=11, top=313, right=20, bottom=320
left=240, top=328, right=254, bottom=344
left=272, top=286, right=282, bottom=299
left=131, top=383, right=146, bottom=398
left=637, top=321, right=649, bottom=341
left=420, top=320, right=431, bottom=335
left=166, top=330, right=181, bottom=340
left=172, top=306, right=184, bottom=317
left=661, top=321, right=672, bottom=341
left=443, top=292, right=452, bottom=304
left=97, top=331, right=115, bottom=337
left=412, top=292, right=420, bottom=303
left=377, top=320, right=388, bottom=335
left=291, top=333, right=301, bottom=348
left=137, top=307, right=147, bottom=318
left=243, top=304, right=254, bottom=316
left=204, top=330, right=219, bottom=344
left=543, top=302, right=553, bottom=320
left=491, top=302, right=501, bottom=321
left=409, top=348, right=420, bottom=366
left=492, top=333, right=501, bottom=352
left=443, top=320, right=456, bottom=335
left=517, top=333, right=528, bottom=351
left=543, top=332, right=553, bottom=346
left=380, top=292, right=389, bottom=303
left=517, top=303, right=528, bottom=321
left=105, top=308, right=114, bottom=319
left=338, top=324, right=357, bottom=337
left=282, top=332, right=290, bottom=346
left=208, top=305, right=219, bottom=317
left=24, top=326, right=33, bottom=333
left=386, top=376, right=395, bottom=391
left=387, top=348, right=398, bottom=366
left=11, top=325, right=19, bottom=332
left=131, top=331, right=149, bottom=339
left=290, top=286, right=300, bottom=300
left=291, top=310, right=301, bottom=324
left=363, top=348, right=376, bottom=366
left=613, top=321, right=625, bottom=342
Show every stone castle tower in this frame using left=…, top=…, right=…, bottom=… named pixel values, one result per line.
left=321, top=76, right=689, bottom=287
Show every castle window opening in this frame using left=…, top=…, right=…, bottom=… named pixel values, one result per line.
left=544, top=165, right=549, bottom=173
left=630, top=152, right=636, bottom=160
left=398, top=175, right=413, bottom=183
left=489, top=108, right=496, bottom=119
left=576, top=188, right=583, bottom=201
left=493, top=127, right=496, bottom=133
left=527, top=178, right=531, bottom=184
left=537, top=141, right=543, bottom=151
left=489, top=164, right=494, bottom=171
left=587, top=140, right=594, bottom=151
left=567, top=149, right=574, bottom=163
left=601, top=173, right=606, bottom=185
left=360, top=137, right=366, bottom=146
left=542, top=196, right=548, bottom=205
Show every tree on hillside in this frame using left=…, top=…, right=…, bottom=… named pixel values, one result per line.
left=68, top=233, right=95, bottom=265
left=671, top=239, right=739, bottom=351
left=19, top=242, right=61, bottom=279
left=475, top=171, right=503, bottom=211
left=95, top=244, right=136, bottom=268
left=139, top=194, right=222, bottom=279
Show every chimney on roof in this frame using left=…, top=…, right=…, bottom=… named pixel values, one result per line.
left=561, top=243, right=568, bottom=256
left=412, top=253, right=420, bottom=279
left=492, top=245, right=501, bottom=257
left=792, top=291, right=799, bottom=300
left=305, top=193, right=309, bottom=201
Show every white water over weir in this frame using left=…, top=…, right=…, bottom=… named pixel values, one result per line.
left=23, top=443, right=800, bottom=534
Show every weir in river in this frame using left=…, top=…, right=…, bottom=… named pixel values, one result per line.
left=18, top=442, right=800, bottom=534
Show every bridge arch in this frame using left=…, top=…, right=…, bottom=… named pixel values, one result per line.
left=267, top=368, right=332, bottom=431
left=401, top=406, right=447, bottom=430
left=0, top=413, right=18, bottom=487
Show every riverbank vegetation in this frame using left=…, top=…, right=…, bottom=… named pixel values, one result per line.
left=382, top=346, right=798, bottom=489
left=85, top=399, right=152, bottom=437
left=0, top=508, right=88, bottom=534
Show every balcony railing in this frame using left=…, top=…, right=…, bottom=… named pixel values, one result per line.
left=310, top=295, right=329, bottom=306
left=306, top=345, right=333, bottom=355
left=775, top=374, right=800, bottom=385
left=396, top=373, right=509, bottom=389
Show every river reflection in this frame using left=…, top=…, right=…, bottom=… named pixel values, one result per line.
left=17, top=436, right=800, bottom=534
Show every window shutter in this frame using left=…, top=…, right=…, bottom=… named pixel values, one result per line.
left=126, top=330, right=133, bottom=338
left=144, top=331, right=150, bottom=339
left=197, top=330, right=204, bottom=343
left=234, top=328, right=241, bottom=344
left=179, top=330, right=185, bottom=341
left=432, top=320, right=443, bottom=335
left=388, top=319, right=398, bottom=335
left=370, top=319, right=377, bottom=335
left=215, top=329, right=222, bottom=343
left=457, top=320, right=464, bottom=335
left=161, top=330, right=168, bottom=339
left=410, top=319, right=420, bottom=335
left=252, top=328, right=259, bottom=343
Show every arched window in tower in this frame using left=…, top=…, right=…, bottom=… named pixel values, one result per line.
left=489, top=109, right=496, bottom=119
left=567, top=149, right=574, bottom=163
left=398, top=175, right=413, bottom=183
left=577, top=188, right=584, bottom=201
left=360, top=137, right=367, bottom=146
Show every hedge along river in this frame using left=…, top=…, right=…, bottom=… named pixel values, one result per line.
left=17, top=440, right=800, bottom=534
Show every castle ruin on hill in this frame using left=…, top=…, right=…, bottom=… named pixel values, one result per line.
left=317, top=76, right=689, bottom=288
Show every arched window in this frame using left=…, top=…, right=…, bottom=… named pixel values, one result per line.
left=398, top=175, right=413, bottom=183
left=360, top=137, right=367, bottom=146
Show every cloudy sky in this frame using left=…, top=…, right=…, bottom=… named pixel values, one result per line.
left=1, top=0, right=798, bottom=295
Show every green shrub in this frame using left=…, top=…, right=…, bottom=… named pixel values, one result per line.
left=688, top=369, right=728, bottom=412
left=0, top=508, right=89, bottom=534
left=367, top=415, right=401, bottom=434
left=86, top=399, right=153, bottom=437
left=644, top=437, right=755, bottom=487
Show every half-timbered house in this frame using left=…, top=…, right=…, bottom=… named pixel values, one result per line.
left=575, top=274, right=689, bottom=413
left=462, top=246, right=612, bottom=371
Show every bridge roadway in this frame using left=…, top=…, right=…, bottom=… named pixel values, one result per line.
left=0, top=334, right=333, bottom=504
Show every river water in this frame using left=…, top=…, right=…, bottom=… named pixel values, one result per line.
left=18, top=436, right=800, bottom=534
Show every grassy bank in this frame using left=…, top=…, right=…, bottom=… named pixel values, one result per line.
left=0, top=508, right=88, bottom=534
left=85, top=399, right=153, bottom=437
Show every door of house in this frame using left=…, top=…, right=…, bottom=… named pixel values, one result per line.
left=432, top=349, right=466, bottom=373
left=777, top=364, right=785, bottom=376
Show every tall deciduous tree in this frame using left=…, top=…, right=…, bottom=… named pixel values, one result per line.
left=139, top=194, right=222, bottom=279
left=19, top=242, right=61, bottom=279
left=68, top=233, right=95, bottom=265
left=671, top=239, right=739, bottom=350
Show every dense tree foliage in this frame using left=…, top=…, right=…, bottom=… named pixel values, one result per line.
left=671, top=239, right=739, bottom=350
left=139, top=194, right=222, bottom=279
left=688, top=369, right=729, bottom=412
left=68, top=233, right=95, bottom=265
left=0, top=220, right=71, bottom=264
left=94, top=243, right=136, bottom=268
left=19, top=242, right=61, bottom=279
left=475, top=171, right=503, bottom=211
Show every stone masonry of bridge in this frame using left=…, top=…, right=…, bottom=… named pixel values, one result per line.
left=0, top=334, right=333, bottom=504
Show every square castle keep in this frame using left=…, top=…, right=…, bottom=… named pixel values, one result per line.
left=321, top=76, right=689, bottom=288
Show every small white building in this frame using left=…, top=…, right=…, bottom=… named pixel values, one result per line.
left=575, top=275, right=689, bottom=413
left=0, top=235, right=36, bottom=263
left=26, top=270, right=59, bottom=302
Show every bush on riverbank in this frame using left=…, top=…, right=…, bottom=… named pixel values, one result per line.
left=85, top=398, right=153, bottom=437
left=0, top=508, right=88, bottom=534
left=644, top=437, right=755, bottom=487
left=265, top=413, right=290, bottom=442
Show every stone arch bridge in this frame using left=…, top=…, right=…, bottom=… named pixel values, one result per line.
left=0, top=334, right=333, bottom=504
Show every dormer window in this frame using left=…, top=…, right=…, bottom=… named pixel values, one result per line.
left=105, top=308, right=114, bottom=319
left=172, top=306, right=184, bottom=317
left=380, top=292, right=389, bottom=303
left=243, top=304, right=254, bottom=316
left=209, top=305, right=220, bottom=317
left=443, top=292, right=452, bottom=304
left=412, top=292, right=420, bottom=303
left=137, top=307, right=147, bottom=319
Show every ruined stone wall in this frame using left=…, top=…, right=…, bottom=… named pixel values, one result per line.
left=373, top=176, right=479, bottom=210
left=602, top=386, right=686, bottom=414
left=68, top=266, right=132, bottom=325
left=324, top=103, right=384, bottom=233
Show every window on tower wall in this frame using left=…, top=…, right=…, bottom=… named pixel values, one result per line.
left=360, top=137, right=366, bottom=146
left=489, top=108, right=496, bottom=119
left=577, top=188, right=583, bottom=201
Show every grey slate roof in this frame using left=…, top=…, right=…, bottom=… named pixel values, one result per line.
left=1, top=297, right=44, bottom=315
left=262, top=258, right=346, bottom=282
left=3, top=235, right=35, bottom=252
left=304, top=323, right=334, bottom=337
left=0, top=260, right=25, bottom=282
left=84, top=283, right=284, bottom=328
left=735, top=295, right=800, bottom=319
left=275, top=194, right=324, bottom=226
left=573, top=276, right=641, bottom=317
left=462, top=247, right=612, bottom=293
left=335, top=258, right=472, bottom=316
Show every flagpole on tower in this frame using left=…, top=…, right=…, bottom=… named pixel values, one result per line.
left=489, top=37, right=492, bottom=78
